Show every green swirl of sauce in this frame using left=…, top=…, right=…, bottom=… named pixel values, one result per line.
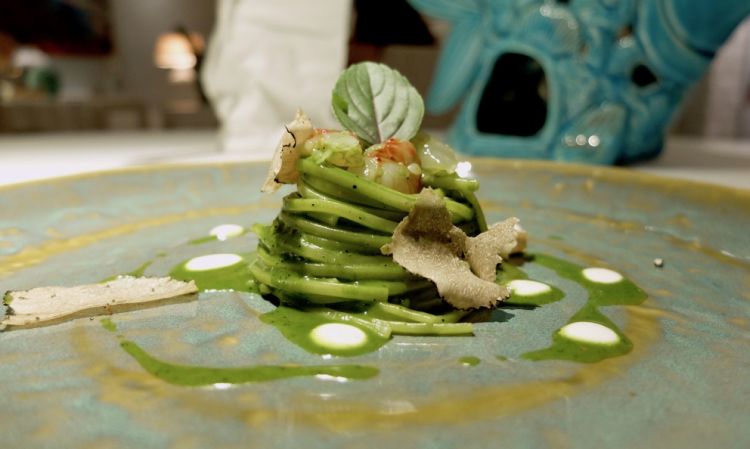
left=104, top=225, right=648, bottom=385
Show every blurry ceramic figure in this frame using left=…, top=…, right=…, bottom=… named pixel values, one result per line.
left=202, top=0, right=351, bottom=155
left=411, top=0, right=750, bottom=164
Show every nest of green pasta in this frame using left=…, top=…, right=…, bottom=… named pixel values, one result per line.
left=249, top=63, right=526, bottom=335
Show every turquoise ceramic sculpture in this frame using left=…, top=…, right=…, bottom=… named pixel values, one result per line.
left=410, top=0, right=750, bottom=164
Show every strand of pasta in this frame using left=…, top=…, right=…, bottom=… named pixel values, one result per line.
left=250, top=160, right=486, bottom=335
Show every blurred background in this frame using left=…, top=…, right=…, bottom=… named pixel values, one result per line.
left=0, top=0, right=216, bottom=131
left=2, top=0, right=750, bottom=136
left=0, top=0, right=749, bottom=186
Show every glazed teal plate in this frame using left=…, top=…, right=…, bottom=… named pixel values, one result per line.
left=1, top=160, right=749, bottom=448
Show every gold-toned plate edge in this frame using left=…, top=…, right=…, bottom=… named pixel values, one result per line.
left=2, top=158, right=748, bottom=202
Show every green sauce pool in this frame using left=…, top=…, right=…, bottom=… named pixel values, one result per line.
left=119, top=340, right=379, bottom=386
left=459, top=356, right=481, bottom=366
left=260, top=306, right=389, bottom=357
left=100, top=318, right=379, bottom=385
left=521, top=254, right=647, bottom=363
left=169, top=253, right=258, bottom=293
left=104, top=223, right=649, bottom=384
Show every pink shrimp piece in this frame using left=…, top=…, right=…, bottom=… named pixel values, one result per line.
left=361, top=138, right=422, bottom=194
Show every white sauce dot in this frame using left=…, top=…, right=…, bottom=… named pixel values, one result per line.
left=508, top=279, right=551, bottom=296
left=559, top=321, right=620, bottom=345
left=315, top=374, right=348, bottom=383
left=185, top=253, right=242, bottom=271
left=310, top=323, right=367, bottom=350
left=209, top=224, right=244, bottom=241
left=582, top=267, right=623, bottom=284
left=456, top=161, right=473, bottom=178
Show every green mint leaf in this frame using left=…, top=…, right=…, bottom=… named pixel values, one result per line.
left=331, top=62, right=424, bottom=146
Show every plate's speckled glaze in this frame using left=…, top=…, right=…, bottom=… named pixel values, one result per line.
left=1, top=160, right=749, bottom=449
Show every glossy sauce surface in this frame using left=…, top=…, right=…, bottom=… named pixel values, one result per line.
left=105, top=225, right=648, bottom=384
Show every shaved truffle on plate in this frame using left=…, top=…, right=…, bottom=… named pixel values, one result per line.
left=1, top=276, right=198, bottom=330
left=382, top=189, right=524, bottom=309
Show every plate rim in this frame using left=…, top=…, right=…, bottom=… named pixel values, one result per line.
left=1, top=158, right=748, bottom=202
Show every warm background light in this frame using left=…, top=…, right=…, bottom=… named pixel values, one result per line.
left=153, top=31, right=204, bottom=70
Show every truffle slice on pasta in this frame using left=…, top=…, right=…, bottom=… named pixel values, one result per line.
left=382, top=189, right=524, bottom=309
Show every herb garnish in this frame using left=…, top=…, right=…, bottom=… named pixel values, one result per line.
left=331, top=62, right=424, bottom=146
